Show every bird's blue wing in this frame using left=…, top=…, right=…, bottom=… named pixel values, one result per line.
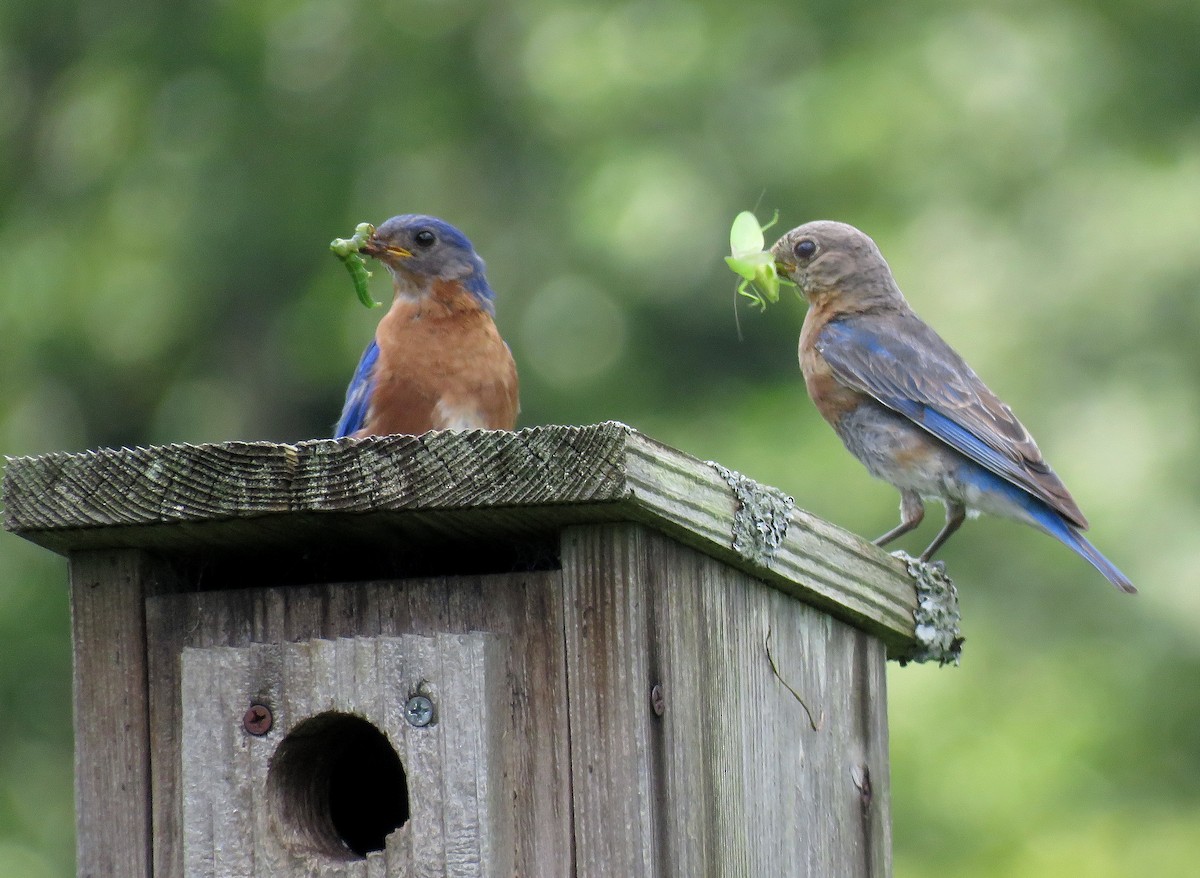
left=334, top=340, right=379, bottom=438
left=817, top=315, right=1087, bottom=527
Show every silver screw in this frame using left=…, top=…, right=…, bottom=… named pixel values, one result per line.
left=405, top=695, right=434, bottom=727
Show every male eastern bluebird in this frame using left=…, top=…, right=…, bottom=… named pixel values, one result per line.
left=771, top=220, right=1135, bottom=593
left=335, top=214, right=519, bottom=437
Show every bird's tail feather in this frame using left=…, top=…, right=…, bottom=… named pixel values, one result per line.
left=1035, top=508, right=1136, bottom=594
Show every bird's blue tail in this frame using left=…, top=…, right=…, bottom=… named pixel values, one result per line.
left=1031, top=503, right=1136, bottom=594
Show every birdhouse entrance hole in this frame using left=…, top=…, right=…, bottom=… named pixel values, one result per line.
left=267, top=711, right=409, bottom=859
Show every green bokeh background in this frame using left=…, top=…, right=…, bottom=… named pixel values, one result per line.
left=2, top=1, right=1198, bottom=875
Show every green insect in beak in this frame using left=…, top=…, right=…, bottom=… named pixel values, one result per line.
left=330, top=223, right=381, bottom=309
left=724, top=210, right=795, bottom=309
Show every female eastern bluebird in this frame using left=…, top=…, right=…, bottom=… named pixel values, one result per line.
left=335, top=214, right=519, bottom=438
left=771, top=220, right=1135, bottom=593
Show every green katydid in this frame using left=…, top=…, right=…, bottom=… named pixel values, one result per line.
left=724, top=209, right=795, bottom=310
left=330, top=222, right=380, bottom=309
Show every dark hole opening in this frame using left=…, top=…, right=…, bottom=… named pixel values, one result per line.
left=267, top=712, right=409, bottom=859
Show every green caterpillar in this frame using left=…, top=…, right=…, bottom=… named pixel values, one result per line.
left=330, top=222, right=380, bottom=309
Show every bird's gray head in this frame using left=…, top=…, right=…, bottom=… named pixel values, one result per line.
left=364, top=214, right=495, bottom=308
left=771, top=220, right=902, bottom=308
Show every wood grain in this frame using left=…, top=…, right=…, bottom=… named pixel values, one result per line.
left=180, top=634, right=512, bottom=878
left=69, top=549, right=179, bottom=878
left=146, top=569, right=570, bottom=878
left=4, top=422, right=924, bottom=654
left=562, top=524, right=892, bottom=877
left=4, top=424, right=930, bottom=875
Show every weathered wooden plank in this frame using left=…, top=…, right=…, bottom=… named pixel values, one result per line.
left=2, top=424, right=631, bottom=532
left=180, top=634, right=512, bottom=878
left=4, top=423, right=923, bottom=653
left=146, top=570, right=570, bottom=878
left=560, top=525, right=661, bottom=876
left=561, top=524, right=891, bottom=877
left=621, top=433, right=916, bottom=653
left=69, top=549, right=178, bottom=878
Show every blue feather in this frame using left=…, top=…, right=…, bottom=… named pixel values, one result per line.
left=819, top=319, right=1069, bottom=517
left=1015, top=484, right=1137, bottom=593
left=896, top=401, right=1019, bottom=481
left=334, top=340, right=379, bottom=438
left=955, top=462, right=1137, bottom=593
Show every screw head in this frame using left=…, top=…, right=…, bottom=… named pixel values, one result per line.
left=650, top=684, right=665, bottom=716
left=243, top=703, right=273, bottom=736
left=405, top=695, right=434, bottom=728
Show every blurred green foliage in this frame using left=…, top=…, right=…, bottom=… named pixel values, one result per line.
left=2, top=0, right=1199, bottom=875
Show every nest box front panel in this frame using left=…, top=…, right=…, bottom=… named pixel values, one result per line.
left=179, top=633, right=512, bottom=877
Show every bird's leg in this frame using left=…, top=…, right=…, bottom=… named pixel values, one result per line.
left=918, top=501, right=966, bottom=562
left=873, top=490, right=924, bottom=547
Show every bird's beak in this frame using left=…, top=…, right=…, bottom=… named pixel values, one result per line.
left=770, top=241, right=793, bottom=279
left=362, top=237, right=413, bottom=260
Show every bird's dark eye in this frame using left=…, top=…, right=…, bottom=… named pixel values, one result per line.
left=414, top=229, right=436, bottom=248
left=794, top=239, right=818, bottom=260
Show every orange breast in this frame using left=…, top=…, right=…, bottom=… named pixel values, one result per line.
left=798, top=302, right=868, bottom=426
left=360, top=287, right=519, bottom=436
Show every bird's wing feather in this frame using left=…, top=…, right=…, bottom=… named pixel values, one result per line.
left=817, top=314, right=1088, bottom=527
left=334, top=340, right=379, bottom=438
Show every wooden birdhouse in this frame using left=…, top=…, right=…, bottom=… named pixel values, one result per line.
left=2, top=422, right=958, bottom=877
